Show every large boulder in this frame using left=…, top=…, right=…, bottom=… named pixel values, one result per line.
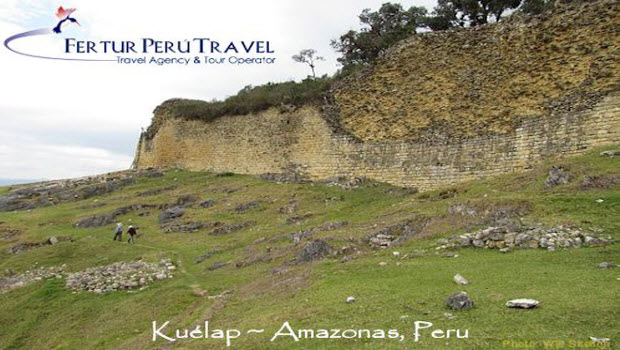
left=446, top=292, right=474, bottom=310
left=159, top=207, right=185, bottom=224
left=297, top=239, right=332, bottom=262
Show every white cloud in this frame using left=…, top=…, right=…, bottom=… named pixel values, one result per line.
left=0, top=0, right=436, bottom=182
left=0, top=130, right=133, bottom=180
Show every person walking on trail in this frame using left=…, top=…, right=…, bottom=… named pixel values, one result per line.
left=127, top=225, right=137, bottom=244
left=113, top=223, right=123, bottom=241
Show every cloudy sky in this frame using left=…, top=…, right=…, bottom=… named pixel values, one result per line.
left=0, top=0, right=436, bottom=184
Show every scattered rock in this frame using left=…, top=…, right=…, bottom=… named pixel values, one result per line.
left=0, top=170, right=158, bottom=212
left=589, top=337, right=611, bottom=343
left=207, top=290, right=232, bottom=300
left=199, top=199, right=216, bottom=208
left=446, top=292, right=474, bottom=310
left=0, top=224, right=21, bottom=240
left=506, top=299, right=539, bottom=309
left=345, top=296, right=356, bottom=303
left=453, top=274, right=469, bottom=285
left=598, top=262, right=617, bottom=269
left=545, top=166, right=570, bottom=189
left=78, top=202, right=107, bottom=209
left=177, top=194, right=200, bottom=207
left=136, top=185, right=178, bottom=197
left=75, top=203, right=160, bottom=228
left=440, top=252, right=459, bottom=258
left=235, top=200, right=259, bottom=213
left=272, top=267, right=289, bottom=275
left=289, top=221, right=349, bottom=244
left=159, top=207, right=185, bottom=224
left=368, top=219, right=427, bottom=248
left=443, top=312, right=457, bottom=320
left=0, top=265, right=64, bottom=293
left=324, top=176, right=374, bottom=190
left=296, top=239, right=332, bottom=262
left=161, top=221, right=210, bottom=233
left=65, top=259, right=174, bottom=293
left=259, top=172, right=308, bottom=184
left=74, top=214, right=117, bottom=228
left=277, top=199, right=299, bottom=214
left=580, top=174, right=620, bottom=189
left=195, top=251, right=218, bottom=264
left=207, top=262, right=227, bottom=271
left=600, top=149, right=620, bottom=157
left=210, top=221, right=254, bottom=236
left=7, top=236, right=73, bottom=254
left=286, top=213, right=314, bottom=225
left=235, top=254, right=273, bottom=268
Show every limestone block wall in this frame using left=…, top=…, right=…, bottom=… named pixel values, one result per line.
left=135, top=92, right=620, bottom=191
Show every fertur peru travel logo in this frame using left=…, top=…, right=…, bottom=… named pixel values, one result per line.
left=4, top=5, right=278, bottom=67
left=53, top=6, right=80, bottom=34
left=4, top=6, right=113, bottom=61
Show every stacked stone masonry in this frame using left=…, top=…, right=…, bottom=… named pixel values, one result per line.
left=135, top=92, right=620, bottom=191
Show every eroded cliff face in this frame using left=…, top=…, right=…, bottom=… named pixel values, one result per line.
left=135, top=0, right=620, bottom=190
left=333, top=0, right=620, bottom=142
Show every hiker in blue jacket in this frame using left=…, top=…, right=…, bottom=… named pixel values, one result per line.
left=113, top=222, right=123, bottom=241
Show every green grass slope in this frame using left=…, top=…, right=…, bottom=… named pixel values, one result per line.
left=0, top=146, right=618, bottom=350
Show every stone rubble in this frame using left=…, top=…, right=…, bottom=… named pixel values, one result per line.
left=544, top=166, right=570, bottom=189
left=277, top=199, right=299, bottom=214
left=324, top=176, right=376, bottom=190
left=199, top=199, right=216, bottom=208
left=7, top=236, right=73, bottom=254
left=75, top=203, right=160, bottom=228
left=161, top=221, right=211, bottom=233
left=176, top=194, right=200, bottom=207
left=65, top=259, right=174, bottom=293
left=598, top=262, right=617, bottom=269
left=0, top=265, right=65, bottom=293
left=290, top=221, right=349, bottom=244
left=235, top=200, right=260, bottom=213
left=210, top=221, right=255, bottom=236
left=437, top=225, right=612, bottom=252
left=368, top=219, right=425, bottom=248
left=0, top=169, right=163, bottom=212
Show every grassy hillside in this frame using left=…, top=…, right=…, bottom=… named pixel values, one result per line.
left=0, top=146, right=618, bottom=350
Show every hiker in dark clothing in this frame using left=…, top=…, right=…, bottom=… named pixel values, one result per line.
left=127, top=225, right=137, bottom=244
left=113, top=223, right=123, bottom=241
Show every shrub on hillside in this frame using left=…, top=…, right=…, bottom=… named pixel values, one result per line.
left=156, top=76, right=332, bottom=123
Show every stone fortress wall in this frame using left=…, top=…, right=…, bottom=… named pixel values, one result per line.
left=134, top=0, right=620, bottom=191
